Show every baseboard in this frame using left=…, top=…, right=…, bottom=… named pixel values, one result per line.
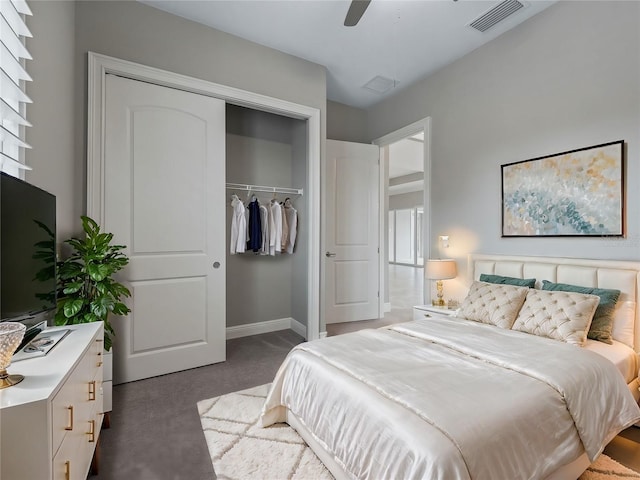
left=384, top=302, right=391, bottom=313
left=226, top=317, right=306, bottom=340
left=290, top=318, right=307, bottom=339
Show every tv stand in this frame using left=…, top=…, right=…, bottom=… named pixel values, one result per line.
left=0, top=323, right=104, bottom=480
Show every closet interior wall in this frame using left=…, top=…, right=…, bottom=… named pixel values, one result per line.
left=225, top=105, right=309, bottom=332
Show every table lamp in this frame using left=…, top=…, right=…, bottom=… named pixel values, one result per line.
left=425, top=259, right=457, bottom=307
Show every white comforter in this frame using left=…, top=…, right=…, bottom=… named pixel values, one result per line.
left=261, top=317, right=640, bottom=480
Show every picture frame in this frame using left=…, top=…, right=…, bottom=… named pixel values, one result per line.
left=501, top=140, right=624, bottom=237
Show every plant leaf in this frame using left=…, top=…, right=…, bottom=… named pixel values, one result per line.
left=63, top=299, right=84, bottom=318
left=112, top=302, right=131, bottom=316
left=63, top=282, right=83, bottom=294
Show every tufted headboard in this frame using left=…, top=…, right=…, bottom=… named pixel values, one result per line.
left=468, top=254, right=640, bottom=352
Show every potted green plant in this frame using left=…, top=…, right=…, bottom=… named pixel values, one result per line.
left=55, top=215, right=131, bottom=351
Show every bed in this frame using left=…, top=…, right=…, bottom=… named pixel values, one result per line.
left=261, top=254, right=640, bottom=480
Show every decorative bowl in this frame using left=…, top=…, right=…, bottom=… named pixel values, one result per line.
left=0, top=322, right=26, bottom=388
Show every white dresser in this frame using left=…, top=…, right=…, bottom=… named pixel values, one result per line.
left=0, top=323, right=104, bottom=480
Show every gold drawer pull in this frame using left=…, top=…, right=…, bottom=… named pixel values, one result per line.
left=87, top=419, right=96, bottom=443
left=97, top=361, right=103, bottom=367
left=88, top=380, right=96, bottom=401
left=64, top=460, right=70, bottom=480
left=65, top=405, right=74, bottom=430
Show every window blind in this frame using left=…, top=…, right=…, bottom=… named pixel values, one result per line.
left=0, top=0, right=32, bottom=177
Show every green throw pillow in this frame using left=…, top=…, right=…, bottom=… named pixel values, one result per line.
left=541, top=280, right=620, bottom=344
left=479, top=273, right=536, bottom=288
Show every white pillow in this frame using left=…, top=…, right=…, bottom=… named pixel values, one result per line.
left=611, top=300, right=636, bottom=348
left=458, top=281, right=529, bottom=329
left=512, top=289, right=599, bottom=346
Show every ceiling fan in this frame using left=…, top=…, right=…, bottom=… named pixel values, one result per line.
left=344, top=0, right=372, bottom=27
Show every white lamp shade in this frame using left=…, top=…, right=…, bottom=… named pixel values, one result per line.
left=425, top=259, right=457, bottom=280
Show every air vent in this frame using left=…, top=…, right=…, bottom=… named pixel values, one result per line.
left=363, top=76, right=399, bottom=94
left=468, top=0, right=525, bottom=33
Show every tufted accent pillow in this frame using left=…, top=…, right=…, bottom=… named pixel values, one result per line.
left=512, top=289, right=599, bottom=346
left=541, top=280, right=620, bottom=345
left=458, top=281, right=529, bottom=329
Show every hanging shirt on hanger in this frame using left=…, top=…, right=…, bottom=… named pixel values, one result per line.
left=246, top=198, right=262, bottom=253
left=269, top=199, right=282, bottom=255
left=230, top=195, right=247, bottom=254
left=284, top=199, right=298, bottom=254
left=281, top=202, right=289, bottom=252
left=259, top=204, right=269, bottom=255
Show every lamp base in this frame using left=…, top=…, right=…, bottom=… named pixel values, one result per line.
left=433, top=279, right=446, bottom=307
left=0, top=370, right=24, bottom=389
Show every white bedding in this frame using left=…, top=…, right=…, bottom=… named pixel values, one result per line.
left=584, top=339, right=639, bottom=384
left=261, top=317, right=640, bottom=480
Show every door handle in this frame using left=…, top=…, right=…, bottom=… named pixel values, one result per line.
left=325, top=251, right=336, bottom=257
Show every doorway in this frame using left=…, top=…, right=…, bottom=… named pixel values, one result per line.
left=373, top=118, right=431, bottom=318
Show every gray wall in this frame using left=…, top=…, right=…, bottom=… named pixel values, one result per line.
left=25, top=1, right=77, bottom=241
left=326, top=100, right=369, bottom=143
left=366, top=1, right=640, bottom=300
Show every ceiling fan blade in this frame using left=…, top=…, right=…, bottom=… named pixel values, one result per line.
left=344, top=0, right=371, bottom=27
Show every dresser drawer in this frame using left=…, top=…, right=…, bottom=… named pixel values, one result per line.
left=413, top=305, right=457, bottom=320
left=52, top=425, right=83, bottom=480
left=51, top=334, right=103, bottom=456
left=51, top=360, right=89, bottom=455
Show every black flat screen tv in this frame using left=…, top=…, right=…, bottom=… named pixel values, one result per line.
left=1, top=172, right=56, bottom=328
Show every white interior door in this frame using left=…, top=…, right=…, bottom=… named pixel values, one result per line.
left=103, top=74, right=226, bottom=383
left=325, top=140, right=380, bottom=323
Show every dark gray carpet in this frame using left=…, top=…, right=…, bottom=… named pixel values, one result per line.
left=95, top=329, right=304, bottom=480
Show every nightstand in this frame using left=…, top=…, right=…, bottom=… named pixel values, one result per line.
left=413, top=305, right=458, bottom=321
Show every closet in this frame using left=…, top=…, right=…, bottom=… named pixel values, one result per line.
left=225, top=105, right=309, bottom=337
left=88, top=53, right=320, bottom=384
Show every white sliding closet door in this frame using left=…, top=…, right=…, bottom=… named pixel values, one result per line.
left=104, top=74, right=226, bottom=383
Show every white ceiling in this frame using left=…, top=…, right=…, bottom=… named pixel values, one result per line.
left=139, top=0, right=555, bottom=109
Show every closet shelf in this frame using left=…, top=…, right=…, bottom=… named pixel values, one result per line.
left=226, top=183, right=303, bottom=196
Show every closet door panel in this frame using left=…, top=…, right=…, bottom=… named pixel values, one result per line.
left=130, top=107, right=206, bottom=254
left=130, top=278, right=206, bottom=352
left=104, top=74, right=226, bottom=384
left=126, top=254, right=208, bottom=280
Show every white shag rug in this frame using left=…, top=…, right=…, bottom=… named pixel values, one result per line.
left=197, top=384, right=640, bottom=480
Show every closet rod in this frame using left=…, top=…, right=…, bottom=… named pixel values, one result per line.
left=225, top=183, right=303, bottom=196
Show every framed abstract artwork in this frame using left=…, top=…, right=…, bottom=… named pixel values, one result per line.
left=501, top=140, right=624, bottom=237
